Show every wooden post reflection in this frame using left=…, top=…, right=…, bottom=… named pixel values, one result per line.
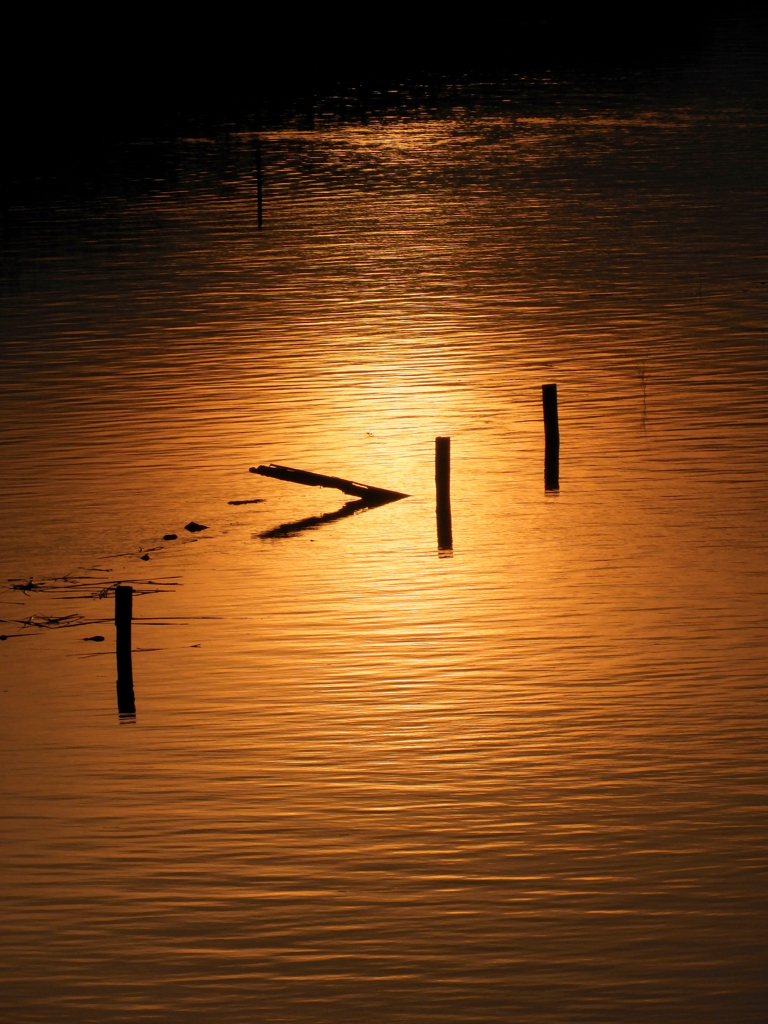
left=435, top=436, right=453, bottom=551
left=542, top=383, right=560, bottom=491
left=115, top=585, right=135, bottom=717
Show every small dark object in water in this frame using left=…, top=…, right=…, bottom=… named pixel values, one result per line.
left=184, top=522, right=208, bottom=533
left=163, top=533, right=178, bottom=541
left=140, top=554, right=150, bottom=561
left=0, top=635, right=7, bottom=641
left=84, top=635, right=105, bottom=642
left=228, top=499, right=265, bottom=506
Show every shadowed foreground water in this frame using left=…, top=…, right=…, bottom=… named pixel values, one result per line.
left=1, top=66, right=767, bottom=1022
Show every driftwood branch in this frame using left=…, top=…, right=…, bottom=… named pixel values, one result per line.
left=250, top=464, right=409, bottom=505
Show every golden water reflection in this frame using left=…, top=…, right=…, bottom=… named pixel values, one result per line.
left=1, top=73, right=767, bottom=1022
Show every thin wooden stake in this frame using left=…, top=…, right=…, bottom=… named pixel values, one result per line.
left=435, top=436, right=453, bottom=551
left=256, top=138, right=263, bottom=230
left=115, top=585, right=135, bottom=716
left=542, top=383, right=560, bottom=491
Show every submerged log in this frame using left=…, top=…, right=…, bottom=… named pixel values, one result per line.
left=250, top=464, right=409, bottom=505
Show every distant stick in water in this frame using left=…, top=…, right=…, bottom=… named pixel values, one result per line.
left=636, top=357, right=648, bottom=430
left=256, top=137, right=263, bottom=230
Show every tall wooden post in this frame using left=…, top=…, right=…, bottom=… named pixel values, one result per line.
left=115, top=585, right=135, bottom=716
left=542, top=384, right=560, bottom=491
left=435, top=436, right=453, bottom=551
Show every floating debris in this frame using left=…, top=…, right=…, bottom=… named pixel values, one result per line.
left=83, top=635, right=105, bottom=642
left=250, top=464, right=408, bottom=504
left=9, top=579, right=44, bottom=593
left=5, top=573, right=181, bottom=602
left=16, top=613, right=84, bottom=630
left=138, top=546, right=162, bottom=559
left=228, top=499, right=265, bottom=506
left=163, top=534, right=178, bottom=540
left=184, top=522, right=208, bottom=533
left=252, top=464, right=408, bottom=539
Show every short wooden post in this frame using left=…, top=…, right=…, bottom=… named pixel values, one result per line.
left=542, top=383, right=559, bottom=491
left=256, top=138, right=263, bottom=230
left=435, top=436, right=453, bottom=550
left=115, top=585, right=135, bottom=716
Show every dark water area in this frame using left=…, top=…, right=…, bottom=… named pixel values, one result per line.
left=1, top=33, right=767, bottom=1023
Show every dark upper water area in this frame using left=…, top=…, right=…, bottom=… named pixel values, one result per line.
left=3, top=11, right=766, bottom=197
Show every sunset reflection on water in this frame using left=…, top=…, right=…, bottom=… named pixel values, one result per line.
left=1, top=68, right=767, bottom=1023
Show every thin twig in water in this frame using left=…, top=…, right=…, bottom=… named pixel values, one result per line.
left=635, top=355, right=649, bottom=430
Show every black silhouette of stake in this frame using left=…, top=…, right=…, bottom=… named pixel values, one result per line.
left=115, top=585, right=135, bottom=716
left=542, top=384, right=560, bottom=491
left=435, top=436, right=453, bottom=551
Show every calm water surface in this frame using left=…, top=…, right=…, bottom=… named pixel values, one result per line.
left=1, top=69, right=767, bottom=1022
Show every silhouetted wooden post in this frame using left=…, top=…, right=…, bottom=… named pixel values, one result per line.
left=256, top=138, right=263, bottom=230
left=115, top=585, right=135, bottom=716
left=542, top=383, right=559, bottom=491
left=435, top=436, right=453, bottom=550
